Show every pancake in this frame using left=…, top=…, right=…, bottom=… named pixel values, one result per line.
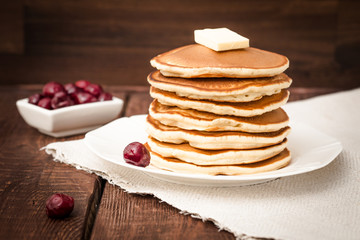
left=148, top=71, right=292, bottom=102
left=147, top=146, right=291, bottom=176
left=145, top=115, right=291, bottom=150
left=147, top=137, right=288, bottom=165
left=150, top=87, right=290, bottom=117
left=150, top=44, right=289, bottom=78
left=149, top=100, right=289, bottom=132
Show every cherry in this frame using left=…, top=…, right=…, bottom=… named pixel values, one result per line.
left=64, top=83, right=79, bottom=95
left=71, top=92, right=97, bottom=104
left=28, top=93, right=42, bottom=105
left=98, top=92, right=113, bottom=101
left=75, top=80, right=91, bottom=89
left=51, top=91, right=74, bottom=109
left=84, top=83, right=103, bottom=97
left=46, top=193, right=74, bottom=218
left=123, top=142, right=151, bottom=167
left=38, top=97, right=52, bottom=109
left=42, top=82, right=65, bottom=98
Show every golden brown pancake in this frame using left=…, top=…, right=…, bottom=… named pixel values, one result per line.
left=146, top=145, right=291, bottom=176
left=149, top=100, right=289, bottom=132
left=150, top=87, right=290, bottom=117
left=147, top=137, right=288, bottom=165
left=148, top=70, right=292, bottom=102
left=150, top=44, right=289, bottom=78
left=145, top=115, right=291, bottom=150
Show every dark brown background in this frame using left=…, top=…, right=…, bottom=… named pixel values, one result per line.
left=0, top=0, right=359, bottom=88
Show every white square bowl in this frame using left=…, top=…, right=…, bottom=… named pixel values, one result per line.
left=16, top=97, right=123, bottom=137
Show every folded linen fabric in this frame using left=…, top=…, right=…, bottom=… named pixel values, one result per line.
left=44, top=88, right=360, bottom=240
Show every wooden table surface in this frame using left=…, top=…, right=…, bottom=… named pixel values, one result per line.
left=0, top=85, right=341, bottom=239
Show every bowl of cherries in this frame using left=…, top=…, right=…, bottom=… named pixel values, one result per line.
left=16, top=80, right=123, bottom=137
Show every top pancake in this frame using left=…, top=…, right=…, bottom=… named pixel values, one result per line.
left=148, top=70, right=292, bottom=102
left=150, top=44, right=289, bottom=78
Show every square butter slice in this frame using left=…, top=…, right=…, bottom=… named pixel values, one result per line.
left=194, top=28, right=249, bottom=51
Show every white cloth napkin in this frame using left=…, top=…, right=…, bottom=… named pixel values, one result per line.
left=44, top=88, right=360, bottom=240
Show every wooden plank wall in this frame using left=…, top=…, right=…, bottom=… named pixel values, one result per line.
left=0, top=0, right=359, bottom=88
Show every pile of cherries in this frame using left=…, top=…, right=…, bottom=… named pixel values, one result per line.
left=28, top=80, right=113, bottom=110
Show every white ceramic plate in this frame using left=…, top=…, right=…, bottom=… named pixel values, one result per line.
left=84, top=115, right=342, bottom=186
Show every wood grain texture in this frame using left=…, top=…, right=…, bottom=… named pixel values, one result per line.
left=288, top=87, right=341, bottom=101
left=0, top=86, right=124, bottom=239
left=125, top=91, right=152, bottom=116
left=0, top=0, right=359, bottom=88
left=0, top=86, right=97, bottom=239
left=0, top=85, right=349, bottom=239
left=91, top=184, right=235, bottom=240
left=0, top=1, right=23, bottom=54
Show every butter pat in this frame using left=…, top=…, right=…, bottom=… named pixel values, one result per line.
left=194, top=28, right=249, bottom=51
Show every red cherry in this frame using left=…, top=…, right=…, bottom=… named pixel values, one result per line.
left=28, top=93, right=42, bottom=105
left=98, top=92, right=113, bottom=101
left=64, top=83, right=80, bottom=95
left=71, top=92, right=98, bottom=104
left=51, top=91, right=74, bottom=109
left=75, top=80, right=91, bottom=89
left=123, top=142, right=151, bottom=167
left=46, top=193, right=74, bottom=218
left=84, top=83, right=103, bottom=97
left=42, top=82, right=65, bottom=98
left=37, top=97, right=52, bottom=109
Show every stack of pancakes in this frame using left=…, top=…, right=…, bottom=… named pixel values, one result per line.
left=145, top=44, right=292, bottom=175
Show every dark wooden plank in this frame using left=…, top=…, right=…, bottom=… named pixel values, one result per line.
left=0, top=54, right=154, bottom=86
left=124, top=91, right=152, bottom=117
left=0, top=1, right=23, bottom=54
left=0, top=85, right=126, bottom=239
left=289, top=87, right=341, bottom=102
left=91, top=185, right=234, bottom=240
left=2, top=0, right=359, bottom=89
left=0, top=86, right=95, bottom=239
left=334, top=0, right=360, bottom=89
left=23, top=0, right=338, bottom=56
left=336, top=0, right=360, bottom=63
